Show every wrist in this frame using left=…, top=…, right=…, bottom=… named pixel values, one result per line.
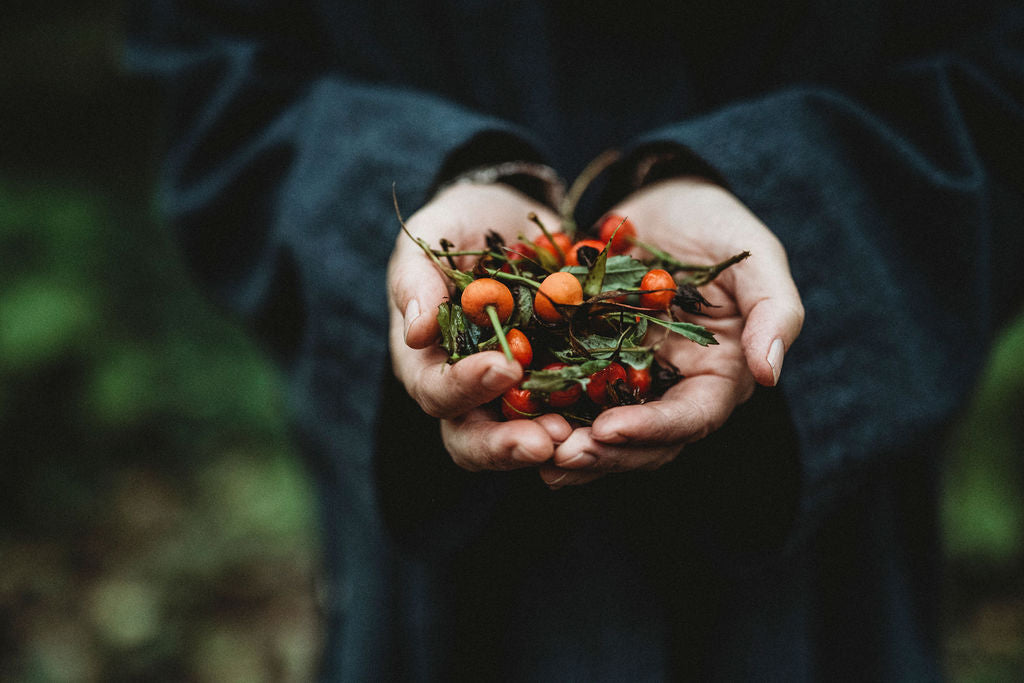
left=435, top=160, right=566, bottom=210
left=429, top=129, right=565, bottom=210
left=596, top=141, right=730, bottom=213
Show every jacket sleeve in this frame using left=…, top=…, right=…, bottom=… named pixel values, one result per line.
left=606, top=2, right=1024, bottom=558
left=125, top=1, right=545, bottom=353
left=123, top=0, right=546, bottom=553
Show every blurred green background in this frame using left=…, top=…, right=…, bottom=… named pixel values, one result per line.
left=1, top=2, right=1021, bottom=681
left=1, top=2, right=322, bottom=680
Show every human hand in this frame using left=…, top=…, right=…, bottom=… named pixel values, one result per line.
left=540, top=177, right=804, bottom=488
left=387, top=182, right=573, bottom=471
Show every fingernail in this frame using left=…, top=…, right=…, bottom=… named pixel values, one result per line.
left=482, top=361, right=521, bottom=392
left=590, top=423, right=626, bottom=444
left=545, top=472, right=569, bottom=489
left=559, top=452, right=596, bottom=468
left=767, top=337, right=785, bottom=386
left=403, top=299, right=421, bottom=343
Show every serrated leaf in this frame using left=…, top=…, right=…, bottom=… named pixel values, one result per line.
left=635, top=313, right=718, bottom=346
left=554, top=319, right=653, bottom=369
left=618, top=347, right=655, bottom=370
left=522, top=359, right=610, bottom=393
left=556, top=332, right=620, bottom=363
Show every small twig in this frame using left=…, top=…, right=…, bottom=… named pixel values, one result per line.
left=439, top=238, right=458, bottom=269
left=393, top=185, right=473, bottom=289
left=487, top=269, right=541, bottom=290
left=485, top=305, right=514, bottom=362
left=528, top=212, right=566, bottom=263
left=430, top=249, right=491, bottom=257
left=559, top=148, right=621, bottom=237
left=681, top=251, right=751, bottom=286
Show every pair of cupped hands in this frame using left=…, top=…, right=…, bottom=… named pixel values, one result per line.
left=387, top=177, right=804, bottom=489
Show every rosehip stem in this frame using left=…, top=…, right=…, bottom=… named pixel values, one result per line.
left=392, top=187, right=474, bottom=289
left=682, top=251, right=751, bottom=286
left=486, top=304, right=515, bottom=363
left=487, top=269, right=541, bottom=289
left=430, top=249, right=491, bottom=257
left=631, top=238, right=750, bottom=285
left=558, top=148, right=620, bottom=238
left=528, top=212, right=567, bottom=262
left=629, top=238, right=707, bottom=271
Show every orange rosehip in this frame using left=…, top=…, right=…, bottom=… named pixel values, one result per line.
left=461, top=278, right=514, bottom=327
left=639, top=269, right=676, bottom=310
left=565, top=239, right=607, bottom=266
left=534, top=271, right=583, bottom=323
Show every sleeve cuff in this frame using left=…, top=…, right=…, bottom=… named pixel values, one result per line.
left=429, top=130, right=566, bottom=210
left=596, top=140, right=731, bottom=210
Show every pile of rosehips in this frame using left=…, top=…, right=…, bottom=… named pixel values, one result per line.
left=399, top=204, right=748, bottom=424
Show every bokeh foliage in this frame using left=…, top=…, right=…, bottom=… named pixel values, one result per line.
left=0, top=180, right=323, bottom=681
left=942, top=311, right=1024, bottom=681
left=1, top=4, right=323, bottom=677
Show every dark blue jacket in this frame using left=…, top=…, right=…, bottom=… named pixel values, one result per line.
left=127, top=1, right=1024, bottom=679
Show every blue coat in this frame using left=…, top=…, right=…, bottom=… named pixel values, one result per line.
left=127, top=1, right=1024, bottom=679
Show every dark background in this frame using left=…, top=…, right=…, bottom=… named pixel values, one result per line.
left=1, top=2, right=1021, bottom=680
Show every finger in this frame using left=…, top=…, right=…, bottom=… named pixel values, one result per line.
left=741, top=295, right=804, bottom=387
left=730, top=236, right=804, bottom=387
left=394, top=346, right=523, bottom=419
left=387, top=236, right=452, bottom=349
left=442, top=408, right=556, bottom=471
left=388, top=290, right=525, bottom=418
left=533, top=412, right=573, bottom=445
left=550, top=427, right=602, bottom=469
left=589, top=374, right=742, bottom=446
left=538, top=465, right=605, bottom=489
left=552, top=427, right=680, bottom=472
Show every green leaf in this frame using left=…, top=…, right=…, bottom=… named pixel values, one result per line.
left=635, top=313, right=718, bottom=346
left=437, top=302, right=481, bottom=361
left=522, top=359, right=610, bottom=393
left=553, top=333, right=619, bottom=363
left=554, top=318, right=653, bottom=369
left=618, top=347, right=654, bottom=370
left=510, top=283, right=534, bottom=327
left=555, top=344, right=653, bottom=371
left=581, top=240, right=610, bottom=299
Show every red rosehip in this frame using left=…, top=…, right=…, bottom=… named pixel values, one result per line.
left=542, top=362, right=583, bottom=408
left=586, top=362, right=628, bottom=406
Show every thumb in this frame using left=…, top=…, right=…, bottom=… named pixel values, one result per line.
left=741, top=297, right=804, bottom=386
left=734, top=241, right=804, bottom=387
left=387, top=236, right=452, bottom=349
